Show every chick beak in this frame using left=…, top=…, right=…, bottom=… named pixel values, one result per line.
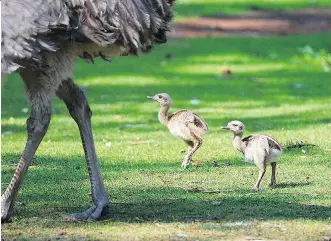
left=221, top=125, right=230, bottom=130
left=147, top=95, right=155, bottom=100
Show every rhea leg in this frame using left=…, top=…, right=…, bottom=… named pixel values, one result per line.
left=253, top=164, right=266, bottom=192
left=269, top=162, right=277, bottom=188
left=181, top=138, right=202, bottom=169
left=56, top=78, right=108, bottom=221
left=1, top=70, right=52, bottom=222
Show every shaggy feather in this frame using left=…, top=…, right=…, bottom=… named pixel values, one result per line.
left=1, top=0, right=174, bottom=73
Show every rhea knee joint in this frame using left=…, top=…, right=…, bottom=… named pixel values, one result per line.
left=69, top=90, right=92, bottom=119
left=26, top=114, right=51, bottom=141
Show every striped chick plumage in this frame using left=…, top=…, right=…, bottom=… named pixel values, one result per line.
left=148, top=93, right=208, bottom=168
left=222, top=120, right=282, bottom=191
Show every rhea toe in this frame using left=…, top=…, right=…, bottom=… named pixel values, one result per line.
left=148, top=93, right=208, bottom=168
left=222, top=120, right=282, bottom=191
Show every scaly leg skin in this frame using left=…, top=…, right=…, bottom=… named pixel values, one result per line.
left=182, top=140, right=194, bottom=167
left=1, top=103, right=51, bottom=223
left=269, top=162, right=277, bottom=188
left=181, top=139, right=202, bottom=169
left=57, top=79, right=109, bottom=221
left=187, top=144, right=193, bottom=155
left=253, top=166, right=266, bottom=192
left=2, top=68, right=53, bottom=223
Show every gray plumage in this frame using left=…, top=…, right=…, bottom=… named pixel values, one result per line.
left=147, top=93, right=208, bottom=168
left=1, top=0, right=174, bottom=223
left=2, top=0, right=173, bottom=73
left=222, top=120, right=282, bottom=191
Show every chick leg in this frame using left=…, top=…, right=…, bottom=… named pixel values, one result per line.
left=187, top=144, right=193, bottom=154
left=184, top=140, right=194, bottom=158
left=182, top=138, right=202, bottom=168
left=269, top=162, right=277, bottom=188
left=253, top=165, right=266, bottom=191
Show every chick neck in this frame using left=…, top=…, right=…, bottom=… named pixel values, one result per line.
left=232, top=132, right=244, bottom=153
left=158, top=104, right=170, bottom=126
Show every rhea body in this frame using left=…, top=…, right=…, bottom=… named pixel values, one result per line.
left=148, top=93, right=208, bottom=168
left=222, top=120, right=282, bottom=191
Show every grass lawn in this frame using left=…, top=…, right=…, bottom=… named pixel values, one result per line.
left=1, top=1, right=331, bottom=240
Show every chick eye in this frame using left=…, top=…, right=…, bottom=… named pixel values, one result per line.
left=158, top=95, right=162, bottom=99
left=233, top=124, right=238, bottom=127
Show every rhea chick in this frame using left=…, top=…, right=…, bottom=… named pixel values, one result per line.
left=148, top=93, right=208, bottom=168
left=221, top=120, right=282, bottom=191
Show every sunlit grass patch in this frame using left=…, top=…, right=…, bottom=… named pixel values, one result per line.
left=176, top=63, right=286, bottom=74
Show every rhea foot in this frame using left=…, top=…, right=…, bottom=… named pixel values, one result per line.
left=252, top=186, right=259, bottom=192
left=1, top=197, right=13, bottom=223
left=181, top=160, right=190, bottom=169
left=269, top=183, right=277, bottom=188
left=69, top=202, right=109, bottom=221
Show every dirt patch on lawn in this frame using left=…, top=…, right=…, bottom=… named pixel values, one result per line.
left=170, top=8, right=331, bottom=38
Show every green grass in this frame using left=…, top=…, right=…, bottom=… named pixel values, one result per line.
left=175, top=0, right=331, bottom=18
left=2, top=32, right=331, bottom=240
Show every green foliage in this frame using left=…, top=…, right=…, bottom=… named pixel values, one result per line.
left=175, top=0, right=331, bottom=17
left=298, top=45, right=331, bottom=72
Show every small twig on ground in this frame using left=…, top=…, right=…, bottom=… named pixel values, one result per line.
left=285, top=141, right=316, bottom=150
left=201, top=190, right=233, bottom=193
left=273, top=192, right=327, bottom=197
left=189, top=187, right=233, bottom=193
left=212, top=160, right=231, bottom=167
left=186, top=180, right=201, bottom=184
left=134, top=217, right=147, bottom=222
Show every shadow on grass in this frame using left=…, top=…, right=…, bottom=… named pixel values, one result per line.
left=9, top=186, right=331, bottom=223
left=2, top=153, right=330, bottom=223
left=107, top=194, right=330, bottom=222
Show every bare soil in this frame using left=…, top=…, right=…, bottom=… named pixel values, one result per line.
left=170, top=8, right=331, bottom=38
